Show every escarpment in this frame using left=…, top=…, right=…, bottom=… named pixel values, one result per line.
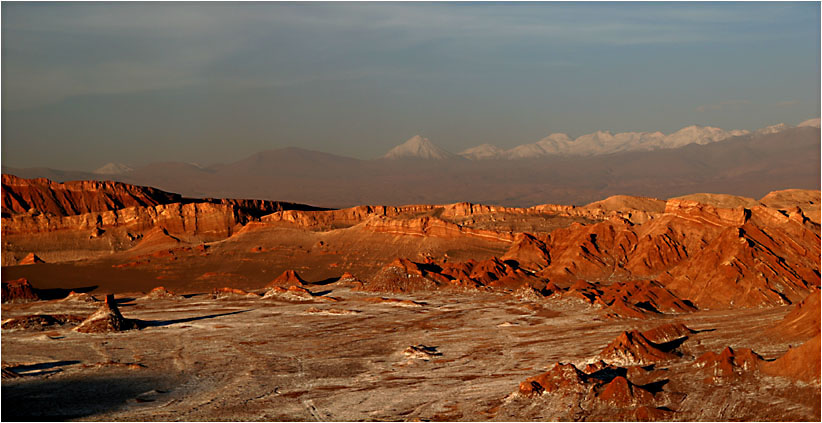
left=3, top=175, right=818, bottom=311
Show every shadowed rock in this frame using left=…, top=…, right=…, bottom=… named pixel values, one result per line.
left=2, top=314, right=85, bottom=331
left=598, top=376, right=655, bottom=407
left=1, top=278, right=40, bottom=303
left=693, top=346, right=764, bottom=381
left=519, top=362, right=588, bottom=396
left=641, top=322, right=696, bottom=344
left=599, top=330, right=678, bottom=366
left=18, top=253, right=44, bottom=265
left=403, top=345, right=442, bottom=361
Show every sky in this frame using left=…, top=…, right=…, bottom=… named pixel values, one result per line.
left=1, top=1, right=820, bottom=170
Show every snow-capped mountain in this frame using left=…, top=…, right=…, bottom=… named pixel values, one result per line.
left=459, top=144, right=506, bottom=160
left=457, top=123, right=796, bottom=160
left=93, top=162, right=133, bottom=175
left=382, top=135, right=457, bottom=160
left=798, top=117, right=820, bottom=128
left=756, top=123, right=789, bottom=135
left=380, top=121, right=815, bottom=161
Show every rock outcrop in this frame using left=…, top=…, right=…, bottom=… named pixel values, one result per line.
left=74, top=295, right=141, bottom=333
left=518, top=362, right=663, bottom=412
left=693, top=346, right=764, bottom=381
left=767, top=289, right=820, bottom=341
left=598, top=330, right=679, bottom=366
left=1, top=174, right=181, bottom=216
left=212, top=287, right=259, bottom=299
left=761, top=334, right=821, bottom=382
left=142, top=286, right=183, bottom=300
left=1, top=278, right=40, bottom=303
left=18, top=253, right=44, bottom=265
left=265, top=270, right=306, bottom=288
left=2, top=314, right=85, bottom=331
left=263, top=285, right=315, bottom=302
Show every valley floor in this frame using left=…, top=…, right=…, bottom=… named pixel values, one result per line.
left=2, top=285, right=818, bottom=421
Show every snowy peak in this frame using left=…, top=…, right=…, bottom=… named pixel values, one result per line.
left=798, top=117, right=820, bottom=128
left=382, top=136, right=457, bottom=160
left=458, top=121, right=807, bottom=160
left=459, top=144, right=506, bottom=160
left=93, top=162, right=133, bottom=175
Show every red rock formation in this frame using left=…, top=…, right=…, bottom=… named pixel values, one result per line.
left=130, top=227, right=180, bottom=251
left=500, top=233, right=550, bottom=271
left=2, top=201, right=244, bottom=240
left=761, top=334, right=821, bottom=382
left=365, top=258, right=446, bottom=293
left=1, top=174, right=181, bottom=216
left=760, top=189, right=821, bottom=224
left=557, top=280, right=695, bottom=319
left=60, top=291, right=99, bottom=303
left=361, top=215, right=515, bottom=242
left=212, top=287, right=259, bottom=299
left=768, top=289, right=820, bottom=341
left=469, top=257, right=532, bottom=289
left=598, top=280, right=696, bottom=317
left=18, top=252, right=44, bottom=265
left=598, top=330, right=678, bottom=366
left=1, top=278, right=40, bottom=303
left=519, top=362, right=589, bottom=395
left=597, top=376, right=654, bottom=407
left=693, top=346, right=764, bottom=380
left=263, top=285, right=314, bottom=301
left=536, top=220, right=634, bottom=283
left=662, top=216, right=820, bottom=308
left=640, top=322, right=695, bottom=344
left=74, top=295, right=140, bottom=333
left=265, top=270, right=307, bottom=288
left=519, top=362, right=662, bottom=411
left=339, top=272, right=358, bottom=281
left=142, top=286, right=182, bottom=299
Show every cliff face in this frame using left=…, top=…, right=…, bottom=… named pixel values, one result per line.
left=2, top=174, right=182, bottom=216
left=2, top=202, right=241, bottom=238
left=508, top=200, right=821, bottom=309
left=358, top=192, right=820, bottom=310
left=0, top=176, right=325, bottom=263
left=3, top=175, right=818, bottom=310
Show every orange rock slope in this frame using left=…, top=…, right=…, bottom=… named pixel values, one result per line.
left=3, top=175, right=819, bottom=311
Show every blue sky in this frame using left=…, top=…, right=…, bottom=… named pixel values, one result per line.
left=2, top=1, right=819, bottom=169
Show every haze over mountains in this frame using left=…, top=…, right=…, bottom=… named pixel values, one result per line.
left=4, top=120, right=819, bottom=208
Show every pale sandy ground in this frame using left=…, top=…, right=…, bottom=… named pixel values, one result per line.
left=2, top=284, right=819, bottom=421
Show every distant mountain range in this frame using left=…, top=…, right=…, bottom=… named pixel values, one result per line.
left=387, top=119, right=820, bottom=160
left=3, top=120, right=819, bottom=208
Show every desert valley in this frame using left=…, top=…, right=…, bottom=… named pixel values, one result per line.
left=2, top=2, right=821, bottom=421
left=2, top=165, right=820, bottom=420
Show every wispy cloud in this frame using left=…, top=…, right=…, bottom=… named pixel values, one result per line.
left=2, top=2, right=815, bottom=110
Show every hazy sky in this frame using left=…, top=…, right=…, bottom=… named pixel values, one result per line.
left=2, top=1, right=819, bottom=170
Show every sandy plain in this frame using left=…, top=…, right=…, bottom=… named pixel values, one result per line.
left=2, top=282, right=818, bottom=421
